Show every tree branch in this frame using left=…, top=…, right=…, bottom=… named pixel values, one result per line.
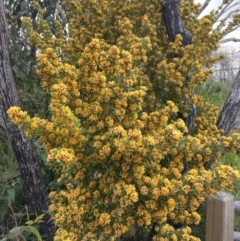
left=217, top=6, right=240, bottom=23
left=56, top=1, right=67, bottom=21
left=197, top=0, right=211, bottom=18
left=216, top=2, right=240, bottom=21
left=223, top=25, right=240, bottom=36
left=220, top=37, right=240, bottom=44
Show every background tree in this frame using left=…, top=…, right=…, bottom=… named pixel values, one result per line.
left=210, top=45, right=240, bottom=82
left=0, top=1, right=55, bottom=240
left=194, top=0, right=240, bottom=134
left=217, top=69, right=240, bottom=135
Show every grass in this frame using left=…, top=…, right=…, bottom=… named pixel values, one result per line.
left=195, top=81, right=233, bottom=108
left=219, top=153, right=240, bottom=232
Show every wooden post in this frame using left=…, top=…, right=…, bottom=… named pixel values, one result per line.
left=206, top=192, right=234, bottom=241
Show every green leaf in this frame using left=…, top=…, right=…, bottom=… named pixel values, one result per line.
left=9, top=226, right=27, bottom=234
left=20, top=0, right=28, bottom=10
left=49, top=0, right=58, bottom=7
left=25, top=220, right=34, bottom=225
left=4, top=226, right=27, bottom=239
left=43, top=7, right=54, bottom=19
left=12, top=65, right=27, bottom=79
left=1, top=192, right=9, bottom=200
left=7, top=0, right=15, bottom=8
left=34, top=213, right=45, bottom=223
left=13, top=3, right=21, bottom=16
left=26, top=226, right=43, bottom=241
left=18, top=235, right=26, bottom=241
left=7, top=188, right=15, bottom=201
left=19, top=9, right=28, bottom=15
left=0, top=202, right=8, bottom=221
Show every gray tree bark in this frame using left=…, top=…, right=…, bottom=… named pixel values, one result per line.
left=195, top=0, right=240, bottom=135
left=217, top=69, right=240, bottom=135
left=196, top=0, right=211, bottom=18
left=162, top=0, right=195, bottom=135
left=0, top=2, right=55, bottom=240
left=162, top=0, right=192, bottom=46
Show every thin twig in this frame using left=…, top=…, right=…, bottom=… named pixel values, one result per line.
left=197, top=0, right=211, bottom=18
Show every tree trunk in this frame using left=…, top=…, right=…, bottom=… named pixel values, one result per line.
left=162, top=0, right=195, bottom=135
left=217, top=69, right=240, bottom=135
left=162, top=0, right=192, bottom=46
left=0, top=3, right=55, bottom=241
left=146, top=1, right=195, bottom=240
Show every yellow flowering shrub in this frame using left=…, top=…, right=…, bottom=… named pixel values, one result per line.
left=7, top=0, right=240, bottom=240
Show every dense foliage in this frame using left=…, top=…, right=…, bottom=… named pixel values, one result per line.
left=7, top=0, right=240, bottom=240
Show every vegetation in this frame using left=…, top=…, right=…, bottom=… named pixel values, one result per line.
left=2, top=0, right=240, bottom=241
left=0, top=134, right=50, bottom=241
left=195, top=81, right=240, bottom=238
left=0, top=135, right=23, bottom=236
left=196, top=81, right=232, bottom=109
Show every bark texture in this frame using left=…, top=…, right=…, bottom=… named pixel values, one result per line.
left=162, top=0, right=192, bottom=46
left=0, top=3, right=55, bottom=240
left=217, top=69, right=240, bottom=135
left=185, top=104, right=196, bottom=136
left=162, top=0, right=195, bottom=135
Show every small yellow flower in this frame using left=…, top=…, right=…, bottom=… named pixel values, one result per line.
left=99, top=213, right=111, bottom=225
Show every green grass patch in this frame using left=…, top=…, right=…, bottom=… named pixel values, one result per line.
left=219, top=153, right=240, bottom=232
left=196, top=81, right=233, bottom=108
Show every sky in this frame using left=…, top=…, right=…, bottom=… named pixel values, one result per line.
left=194, top=0, right=240, bottom=78
left=194, top=0, right=240, bottom=48
left=194, top=0, right=240, bottom=20
left=194, top=0, right=221, bottom=15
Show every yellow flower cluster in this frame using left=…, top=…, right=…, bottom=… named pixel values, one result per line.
left=7, top=0, right=240, bottom=240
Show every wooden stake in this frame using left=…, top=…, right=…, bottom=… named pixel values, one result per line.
left=206, top=192, right=234, bottom=241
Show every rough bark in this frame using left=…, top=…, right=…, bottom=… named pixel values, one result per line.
left=162, top=0, right=195, bottom=135
left=0, top=2, right=55, bottom=240
left=162, top=0, right=192, bottom=46
left=217, top=69, right=240, bottom=135
left=185, top=104, right=196, bottom=136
